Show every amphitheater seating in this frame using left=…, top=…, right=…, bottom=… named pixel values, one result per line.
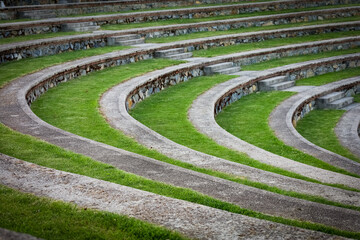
left=0, top=0, right=359, bottom=239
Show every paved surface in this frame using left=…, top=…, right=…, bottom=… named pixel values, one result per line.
left=1, top=26, right=360, bottom=237
left=1, top=56, right=359, bottom=230
left=335, top=103, right=360, bottom=159
left=1, top=154, right=348, bottom=240
left=100, top=54, right=360, bottom=204
left=188, top=55, right=360, bottom=184
left=282, top=85, right=315, bottom=93
left=0, top=228, right=43, bottom=240
left=269, top=76, right=360, bottom=175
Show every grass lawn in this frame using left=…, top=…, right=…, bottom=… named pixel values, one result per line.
left=296, top=110, right=360, bottom=162
left=0, top=45, right=131, bottom=88
left=193, top=31, right=360, bottom=58
left=296, top=67, right=360, bottom=86
left=28, top=57, right=360, bottom=206
left=0, top=185, right=188, bottom=240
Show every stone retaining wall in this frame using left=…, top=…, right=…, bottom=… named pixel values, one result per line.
left=1, top=3, right=359, bottom=36
left=24, top=38, right=360, bottom=110
left=1, top=19, right=359, bottom=63
left=213, top=57, right=360, bottom=119
left=1, top=0, right=356, bottom=20
left=124, top=39, right=360, bottom=110
left=292, top=84, right=360, bottom=125
left=3, top=0, right=251, bottom=7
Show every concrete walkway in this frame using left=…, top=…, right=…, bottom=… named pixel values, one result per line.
left=335, top=104, right=360, bottom=159
left=187, top=55, right=360, bottom=180
left=1, top=154, right=347, bottom=240
left=269, top=77, right=360, bottom=175
left=100, top=55, right=360, bottom=203
left=1, top=58, right=360, bottom=229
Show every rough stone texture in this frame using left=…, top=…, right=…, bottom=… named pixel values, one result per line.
left=1, top=20, right=359, bottom=63
left=1, top=6, right=359, bottom=38
left=0, top=228, right=43, bottom=240
left=335, top=104, right=360, bottom=158
left=1, top=39, right=360, bottom=231
left=1, top=0, right=357, bottom=21
left=188, top=54, right=360, bottom=182
left=0, top=154, right=349, bottom=240
left=269, top=76, right=360, bottom=175
left=8, top=37, right=358, bottom=189
left=2, top=49, right=360, bottom=232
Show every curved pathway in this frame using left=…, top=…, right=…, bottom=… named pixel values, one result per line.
left=188, top=56, right=360, bottom=176
left=335, top=104, right=360, bottom=159
left=269, top=77, right=360, bottom=173
left=1, top=54, right=360, bottom=230
left=1, top=154, right=347, bottom=240
left=1, top=17, right=359, bottom=62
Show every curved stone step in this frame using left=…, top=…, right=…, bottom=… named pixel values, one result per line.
left=2, top=59, right=360, bottom=230
left=269, top=77, right=360, bottom=175
left=335, top=103, right=360, bottom=158
left=0, top=154, right=345, bottom=240
left=1, top=21, right=359, bottom=63
left=101, top=54, right=360, bottom=190
left=187, top=55, right=360, bottom=178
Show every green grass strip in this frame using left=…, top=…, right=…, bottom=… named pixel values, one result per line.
left=242, top=47, right=360, bottom=71
left=0, top=45, right=131, bottom=88
left=27, top=55, right=360, bottom=203
left=102, top=5, right=359, bottom=31
left=354, top=94, right=360, bottom=103
left=215, top=91, right=357, bottom=173
left=1, top=52, right=359, bottom=237
left=296, top=67, right=360, bottom=86
left=193, top=31, right=360, bottom=57
left=296, top=110, right=360, bottom=162
left=146, top=16, right=359, bottom=43
left=0, top=31, right=90, bottom=45
left=0, top=185, right=188, bottom=240
left=2, top=123, right=359, bottom=239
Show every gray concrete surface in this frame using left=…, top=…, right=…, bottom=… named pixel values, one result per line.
left=0, top=154, right=351, bottom=240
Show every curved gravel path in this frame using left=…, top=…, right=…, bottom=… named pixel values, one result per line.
left=188, top=55, right=360, bottom=178
left=100, top=56, right=360, bottom=205
left=1, top=154, right=348, bottom=240
left=269, top=77, right=360, bottom=174
left=1, top=54, right=360, bottom=230
left=335, top=104, right=360, bottom=159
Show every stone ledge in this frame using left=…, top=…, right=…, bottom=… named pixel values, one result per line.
left=1, top=5, right=359, bottom=37
left=1, top=37, right=360, bottom=207
left=1, top=38, right=360, bottom=235
left=1, top=20, right=359, bottom=64
left=335, top=105, right=360, bottom=158
left=0, top=154, right=347, bottom=240
left=269, top=76, right=360, bottom=175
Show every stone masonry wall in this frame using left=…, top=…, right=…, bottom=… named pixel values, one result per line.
left=1, top=19, right=359, bottom=63
left=213, top=58, right=360, bottom=122
left=125, top=42, right=360, bottom=110
left=1, top=2, right=359, bottom=35
left=2, top=0, right=357, bottom=20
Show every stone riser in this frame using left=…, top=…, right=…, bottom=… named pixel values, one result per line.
left=1, top=6, right=359, bottom=38
left=163, top=52, right=193, bottom=60
left=2, top=0, right=358, bottom=20
left=155, top=48, right=185, bottom=57
left=1, top=21, right=359, bottom=63
left=324, top=97, right=354, bottom=109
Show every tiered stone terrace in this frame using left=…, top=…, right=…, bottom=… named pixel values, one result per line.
left=0, top=0, right=360, bottom=239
